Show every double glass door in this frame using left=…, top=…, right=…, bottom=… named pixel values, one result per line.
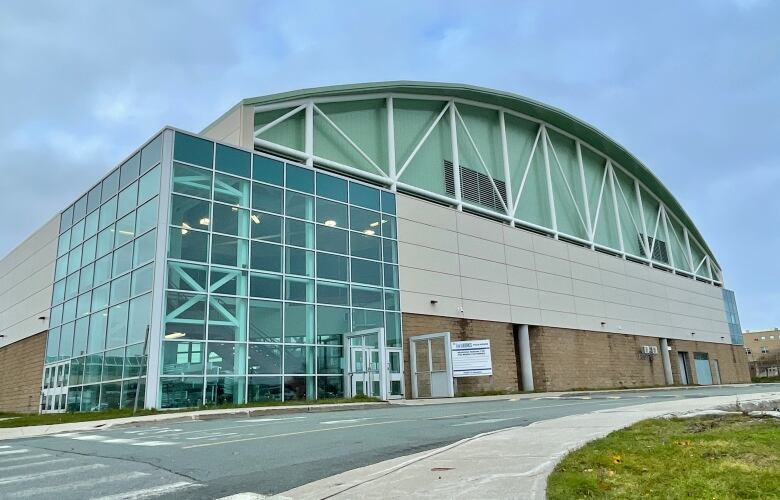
left=344, top=328, right=404, bottom=400
left=349, top=347, right=381, bottom=397
left=41, top=362, right=69, bottom=413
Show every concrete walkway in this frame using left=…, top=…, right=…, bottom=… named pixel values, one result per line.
left=274, top=390, right=780, bottom=500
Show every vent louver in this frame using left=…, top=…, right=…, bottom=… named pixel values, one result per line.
left=444, top=161, right=507, bottom=213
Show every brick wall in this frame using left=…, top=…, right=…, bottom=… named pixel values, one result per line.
left=529, top=326, right=751, bottom=391
left=0, top=331, right=46, bottom=414
left=402, top=313, right=519, bottom=396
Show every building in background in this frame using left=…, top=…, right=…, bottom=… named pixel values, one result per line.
left=743, top=328, right=780, bottom=378
left=0, top=82, right=750, bottom=414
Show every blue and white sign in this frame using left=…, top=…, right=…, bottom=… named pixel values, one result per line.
left=451, top=340, right=493, bottom=377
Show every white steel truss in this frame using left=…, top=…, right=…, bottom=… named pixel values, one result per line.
left=252, top=94, right=721, bottom=285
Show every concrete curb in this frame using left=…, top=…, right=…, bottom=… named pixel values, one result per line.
left=0, top=402, right=389, bottom=441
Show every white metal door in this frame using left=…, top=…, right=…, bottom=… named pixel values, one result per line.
left=409, top=332, right=454, bottom=398
left=40, top=362, right=69, bottom=414
left=344, top=328, right=391, bottom=400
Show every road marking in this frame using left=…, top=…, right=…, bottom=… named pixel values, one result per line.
left=320, top=418, right=372, bottom=425
left=8, top=471, right=149, bottom=497
left=452, top=417, right=522, bottom=427
left=0, top=463, right=106, bottom=485
left=0, top=445, right=10, bottom=449
left=0, top=453, right=51, bottom=464
left=92, top=480, right=200, bottom=500
left=72, top=434, right=108, bottom=441
left=185, top=432, right=240, bottom=440
left=234, top=416, right=307, bottom=423
left=426, top=401, right=592, bottom=420
left=0, top=457, right=72, bottom=472
left=131, top=440, right=176, bottom=447
left=0, top=449, right=28, bottom=456
left=606, top=396, right=621, bottom=399
left=183, top=419, right=412, bottom=449
left=103, top=438, right=136, bottom=444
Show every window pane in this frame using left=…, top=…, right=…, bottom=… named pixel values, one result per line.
left=119, top=153, right=141, bottom=189
left=55, top=256, right=68, bottom=280
left=315, top=198, right=348, bottom=227
left=316, top=225, right=348, bottom=255
left=79, top=263, right=94, bottom=293
left=102, top=170, right=120, bottom=201
left=173, top=162, right=212, bottom=198
left=286, top=191, right=314, bottom=220
left=286, top=248, right=314, bottom=277
left=351, top=232, right=381, bottom=260
left=351, top=258, right=382, bottom=286
left=46, top=327, right=60, bottom=363
left=352, top=308, right=384, bottom=332
left=97, top=225, right=114, bottom=258
left=123, top=343, right=146, bottom=379
left=350, top=182, right=380, bottom=210
left=381, top=190, right=396, bottom=215
left=385, top=289, right=400, bottom=311
left=285, top=277, right=314, bottom=302
left=77, top=291, right=92, bottom=318
left=286, top=219, right=314, bottom=248
left=73, top=317, right=89, bottom=357
left=250, top=211, right=282, bottom=242
left=250, top=241, right=282, bottom=272
left=141, top=134, right=162, bottom=173
left=167, top=261, right=207, bottom=292
left=60, top=206, right=74, bottom=232
left=106, top=303, right=129, bottom=348
left=127, top=293, right=152, bottom=344
left=205, top=342, right=246, bottom=375
left=215, top=144, right=250, bottom=178
left=71, top=220, right=85, bottom=247
left=284, top=303, right=314, bottom=343
left=73, top=195, right=88, bottom=222
left=92, top=283, right=109, bottom=311
left=205, top=377, right=246, bottom=405
left=316, top=173, right=347, bottom=202
left=284, top=376, right=314, bottom=401
left=57, top=230, right=71, bottom=257
left=213, top=203, right=249, bottom=237
left=112, top=243, right=134, bottom=277
left=384, top=263, right=399, bottom=288
left=208, top=296, right=247, bottom=341
left=99, top=196, right=118, bottom=230
left=317, top=281, right=349, bottom=306
left=350, top=207, right=383, bottom=235
left=209, top=267, right=248, bottom=296
left=165, top=291, right=206, bottom=340
left=317, top=346, right=343, bottom=374
left=59, top=322, right=74, bottom=359
left=84, top=211, right=99, bottom=239
left=83, top=355, right=103, bottom=386
left=284, top=346, right=315, bottom=373
left=171, top=194, right=211, bottom=230
left=162, top=341, right=204, bottom=375
left=382, top=239, right=397, bottom=264
left=174, top=132, right=214, bottom=168
left=94, top=254, right=112, bottom=286
left=211, top=235, right=248, bottom=268
left=286, top=164, right=314, bottom=193
left=168, top=227, right=209, bottom=263
left=68, top=245, right=82, bottom=274
left=115, top=211, right=136, bottom=247
left=248, top=376, right=282, bottom=402
left=81, top=236, right=97, bottom=266
left=103, top=348, right=124, bottom=381
left=253, top=155, right=284, bottom=185
left=62, top=297, right=77, bottom=323
left=117, top=182, right=138, bottom=218
left=248, top=299, right=282, bottom=342
left=214, top=173, right=250, bottom=207
left=136, top=197, right=158, bottom=235
left=383, top=215, right=397, bottom=239
left=161, top=377, right=204, bottom=408
left=138, top=165, right=160, bottom=203
left=53, top=279, right=66, bottom=305
left=317, top=306, right=350, bottom=344
left=120, top=379, right=145, bottom=409
left=252, top=183, right=283, bottom=214
left=318, top=376, right=344, bottom=399
left=87, top=311, right=107, bottom=353
left=249, top=272, right=282, bottom=299
left=133, top=229, right=156, bottom=267
left=352, top=285, right=383, bottom=309
left=110, top=275, right=131, bottom=305
left=386, top=312, right=401, bottom=347
left=131, top=263, right=154, bottom=296
left=248, top=344, right=281, bottom=374
left=316, top=253, right=349, bottom=281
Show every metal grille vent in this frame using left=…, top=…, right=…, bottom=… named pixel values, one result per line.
left=444, top=160, right=507, bottom=213
left=639, top=234, right=669, bottom=264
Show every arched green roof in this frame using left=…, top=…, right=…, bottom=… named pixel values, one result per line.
left=212, top=81, right=718, bottom=272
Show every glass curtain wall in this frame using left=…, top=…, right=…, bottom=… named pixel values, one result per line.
left=162, top=132, right=400, bottom=408
left=44, top=135, right=163, bottom=412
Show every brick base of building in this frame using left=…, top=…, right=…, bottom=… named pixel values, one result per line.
left=400, top=313, right=751, bottom=397
left=0, top=331, right=46, bottom=414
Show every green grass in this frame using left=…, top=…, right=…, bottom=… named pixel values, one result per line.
left=547, top=415, right=780, bottom=499
left=752, top=375, right=780, bottom=383
left=0, top=395, right=381, bottom=428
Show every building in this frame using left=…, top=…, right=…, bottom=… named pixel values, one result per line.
left=743, top=328, right=780, bottom=378
left=0, top=82, right=750, bottom=414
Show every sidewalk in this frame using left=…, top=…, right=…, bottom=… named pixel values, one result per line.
left=276, top=390, right=780, bottom=500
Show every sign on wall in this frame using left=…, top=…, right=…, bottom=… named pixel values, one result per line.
left=451, top=340, right=493, bottom=377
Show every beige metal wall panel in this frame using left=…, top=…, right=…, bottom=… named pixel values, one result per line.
left=201, top=104, right=254, bottom=148
left=396, top=193, right=734, bottom=344
left=0, top=216, right=58, bottom=348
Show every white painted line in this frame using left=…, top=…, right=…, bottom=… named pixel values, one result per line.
left=53, top=432, right=81, bottom=437
left=71, top=435, right=108, bottom=441
left=320, top=418, right=372, bottom=425
left=183, top=419, right=413, bottom=449
left=185, top=432, right=240, bottom=440
left=0, top=449, right=28, bottom=456
left=0, top=453, right=51, bottom=464
left=606, top=396, right=621, bottom=399
left=8, top=471, right=149, bottom=498
left=0, top=457, right=72, bottom=472
left=217, top=493, right=270, bottom=500
left=130, top=441, right=176, bottom=447
left=0, top=463, right=106, bottom=485
left=426, top=401, right=590, bottom=421
left=102, top=438, right=136, bottom=444
left=234, top=416, right=306, bottom=423
left=91, top=480, right=200, bottom=500
left=0, top=445, right=11, bottom=449
left=451, top=417, right=519, bottom=427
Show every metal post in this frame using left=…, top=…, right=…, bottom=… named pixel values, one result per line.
left=133, top=325, right=150, bottom=415
left=660, top=338, right=674, bottom=385
left=517, top=324, right=534, bottom=392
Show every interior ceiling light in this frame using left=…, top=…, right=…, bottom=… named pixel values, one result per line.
left=324, top=219, right=337, bottom=227
left=199, top=218, right=210, bottom=226
left=363, top=229, right=375, bottom=236
left=251, top=214, right=261, bottom=224
left=369, top=221, right=380, bottom=227
left=165, top=332, right=186, bottom=339
left=232, top=206, right=239, bottom=212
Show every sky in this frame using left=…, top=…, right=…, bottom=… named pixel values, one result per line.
left=0, top=1, right=778, bottom=329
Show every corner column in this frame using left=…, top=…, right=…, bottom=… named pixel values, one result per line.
left=517, top=324, right=534, bottom=392
left=660, top=338, right=674, bottom=385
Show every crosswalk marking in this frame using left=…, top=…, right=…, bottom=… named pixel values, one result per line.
left=0, top=457, right=72, bottom=472
left=321, top=418, right=372, bottom=425
left=0, top=445, right=11, bottom=449
left=0, top=463, right=106, bottom=485
left=7, top=471, right=150, bottom=498
left=0, top=449, right=28, bottom=456
left=53, top=433, right=175, bottom=447
left=0, top=453, right=51, bottom=464
left=91, top=480, right=200, bottom=500
left=131, top=441, right=176, bottom=447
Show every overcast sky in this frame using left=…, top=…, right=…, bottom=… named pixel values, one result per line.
left=1, top=1, right=777, bottom=329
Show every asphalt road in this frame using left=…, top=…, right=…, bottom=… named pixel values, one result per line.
left=1, top=384, right=777, bottom=499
